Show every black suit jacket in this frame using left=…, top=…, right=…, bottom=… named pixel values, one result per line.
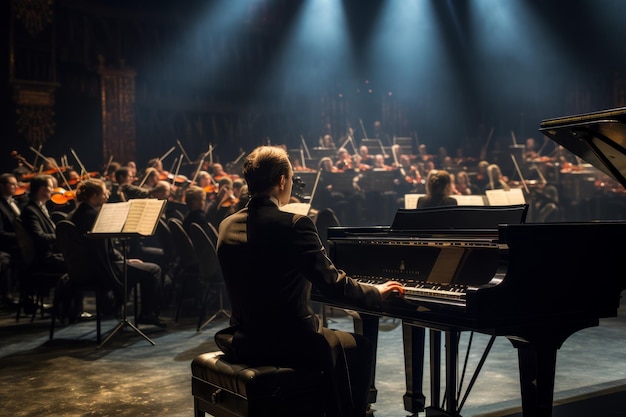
left=217, top=196, right=382, bottom=336
left=0, top=198, right=18, bottom=252
left=20, top=199, right=59, bottom=261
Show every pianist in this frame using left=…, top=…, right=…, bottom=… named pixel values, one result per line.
left=216, top=145, right=404, bottom=417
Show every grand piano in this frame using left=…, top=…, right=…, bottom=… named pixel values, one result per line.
left=315, top=108, right=626, bottom=417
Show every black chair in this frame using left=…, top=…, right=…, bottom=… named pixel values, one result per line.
left=167, top=218, right=201, bottom=323
left=190, top=220, right=219, bottom=250
left=53, top=220, right=141, bottom=343
left=53, top=220, right=112, bottom=343
left=13, top=217, right=66, bottom=322
left=313, top=207, right=340, bottom=254
left=188, top=222, right=230, bottom=331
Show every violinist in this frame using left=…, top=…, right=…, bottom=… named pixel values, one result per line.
left=182, top=185, right=209, bottom=236
left=146, top=157, right=166, bottom=177
left=335, top=148, right=354, bottom=172
left=485, top=163, right=510, bottom=192
left=126, top=161, right=138, bottom=182
left=372, top=154, right=393, bottom=171
left=103, top=162, right=121, bottom=192
left=69, top=178, right=166, bottom=328
left=20, top=175, right=66, bottom=273
left=473, top=160, right=490, bottom=191
left=232, top=178, right=248, bottom=208
left=142, top=167, right=160, bottom=190
left=393, top=153, right=424, bottom=194
left=210, top=163, right=235, bottom=181
left=0, top=173, right=21, bottom=303
left=114, top=167, right=150, bottom=202
left=205, top=177, right=238, bottom=228
left=358, top=146, right=374, bottom=170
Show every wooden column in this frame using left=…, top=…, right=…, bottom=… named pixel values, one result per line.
left=98, top=58, right=137, bottom=166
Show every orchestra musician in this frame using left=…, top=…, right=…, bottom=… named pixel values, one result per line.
left=357, top=146, right=374, bottom=170
left=215, top=145, right=404, bottom=417
left=454, top=170, right=478, bottom=195
left=114, top=167, right=150, bottom=202
left=335, top=148, right=354, bottom=172
left=205, top=177, right=239, bottom=228
left=142, top=167, right=160, bottom=190
left=182, top=186, right=209, bottom=235
left=485, top=163, right=510, bottom=191
left=417, top=170, right=458, bottom=209
left=319, top=134, right=336, bottom=149
left=0, top=173, right=22, bottom=304
left=20, top=174, right=66, bottom=273
left=69, top=178, right=166, bottom=328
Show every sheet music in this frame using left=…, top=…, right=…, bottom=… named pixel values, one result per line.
left=452, top=195, right=486, bottom=206
left=92, top=202, right=131, bottom=233
left=279, top=202, right=311, bottom=216
left=404, top=194, right=424, bottom=209
left=122, top=199, right=165, bottom=235
left=485, top=188, right=526, bottom=206
left=91, top=199, right=165, bottom=236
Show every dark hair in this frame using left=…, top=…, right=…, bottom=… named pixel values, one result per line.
left=0, top=173, right=16, bottom=184
left=115, top=167, right=130, bottom=183
left=29, top=175, right=53, bottom=196
left=242, top=146, right=290, bottom=195
left=75, top=178, right=106, bottom=203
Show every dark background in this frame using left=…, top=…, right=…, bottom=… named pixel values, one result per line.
left=2, top=0, right=626, bottom=173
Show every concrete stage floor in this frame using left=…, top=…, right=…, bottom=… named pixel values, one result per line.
left=1, top=292, right=625, bottom=417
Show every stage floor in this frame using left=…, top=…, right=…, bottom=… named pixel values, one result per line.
left=1, top=292, right=625, bottom=417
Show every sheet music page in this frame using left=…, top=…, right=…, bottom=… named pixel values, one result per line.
left=279, top=202, right=311, bottom=216
left=485, top=189, right=509, bottom=206
left=404, top=194, right=424, bottom=209
left=505, top=188, right=526, bottom=204
left=485, top=189, right=526, bottom=205
left=452, top=195, right=486, bottom=206
left=121, top=199, right=165, bottom=235
left=91, top=202, right=131, bottom=234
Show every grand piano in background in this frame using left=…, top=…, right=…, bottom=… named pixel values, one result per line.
left=315, top=107, right=626, bottom=417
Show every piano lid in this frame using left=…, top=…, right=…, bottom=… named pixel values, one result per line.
left=539, top=107, right=626, bottom=187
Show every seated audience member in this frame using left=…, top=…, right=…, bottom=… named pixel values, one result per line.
left=417, top=170, right=458, bottom=209
left=216, top=145, right=404, bottom=417
left=69, top=179, right=166, bottom=328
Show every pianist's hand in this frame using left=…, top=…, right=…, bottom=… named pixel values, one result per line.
left=374, top=281, right=405, bottom=300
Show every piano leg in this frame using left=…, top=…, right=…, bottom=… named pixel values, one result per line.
left=426, top=330, right=462, bottom=417
left=353, top=313, right=380, bottom=405
left=516, top=344, right=557, bottom=417
left=402, top=322, right=427, bottom=414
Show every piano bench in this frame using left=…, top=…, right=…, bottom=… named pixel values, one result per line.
left=191, top=351, right=326, bottom=417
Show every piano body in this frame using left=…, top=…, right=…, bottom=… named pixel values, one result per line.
left=316, top=108, right=626, bottom=417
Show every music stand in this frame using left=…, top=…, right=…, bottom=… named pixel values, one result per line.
left=88, top=199, right=166, bottom=348
left=92, top=234, right=156, bottom=348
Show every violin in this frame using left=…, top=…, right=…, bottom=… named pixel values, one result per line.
left=51, top=187, right=76, bottom=205
left=14, top=182, right=30, bottom=197
left=220, top=196, right=239, bottom=208
left=67, top=171, right=99, bottom=187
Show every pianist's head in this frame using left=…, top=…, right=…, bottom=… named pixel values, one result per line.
left=242, top=146, right=292, bottom=206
